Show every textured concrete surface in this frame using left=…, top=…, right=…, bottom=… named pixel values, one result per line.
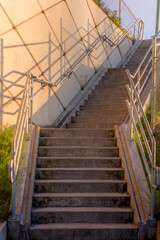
left=157, top=221, right=160, bottom=240
left=15, top=124, right=33, bottom=217
left=0, top=222, right=7, bottom=240
left=121, top=123, right=151, bottom=218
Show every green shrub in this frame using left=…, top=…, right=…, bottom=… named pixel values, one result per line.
left=92, top=0, right=122, bottom=29
left=0, top=126, right=14, bottom=220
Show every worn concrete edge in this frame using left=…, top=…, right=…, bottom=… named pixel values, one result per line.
left=0, top=222, right=7, bottom=240
left=157, top=221, right=160, bottom=240
left=15, top=124, right=34, bottom=218
left=115, top=125, right=147, bottom=239
left=123, top=124, right=151, bottom=218
left=19, top=126, right=40, bottom=238
left=119, top=124, right=157, bottom=239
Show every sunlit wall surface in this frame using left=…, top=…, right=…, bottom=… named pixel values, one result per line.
left=0, top=0, right=132, bottom=126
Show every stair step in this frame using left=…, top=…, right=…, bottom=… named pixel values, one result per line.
left=39, top=137, right=117, bottom=147
left=92, top=89, right=127, bottom=95
left=29, top=223, right=138, bottom=240
left=34, top=179, right=127, bottom=193
left=100, top=78, right=129, bottom=84
left=88, top=92, right=128, bottom=99
left=67, top=122, right=122, bottom=128
left=38, top=146, right=119, bottom=157
left=40, top=128, right=115, bottom=138
left=108, top=66, right=136, bottom=72
left=72, top=115, right=126, bottom=123
left=76, top=110, right=127, bottom=117
left=35, top=167, right=124, bottom=180
left=84, top=99, right=126, bottom=105
left=37, top=157, right=121, bottom=168
left=95, top=84, right=126, bottom=89
left=31, top=207, right=134, bottom=224
left=32, top=192, right=130, bottom=208
left=80, top=104, right=127, bottom=111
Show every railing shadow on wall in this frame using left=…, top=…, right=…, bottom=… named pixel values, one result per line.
left=0, top=16, right=144, bottom=128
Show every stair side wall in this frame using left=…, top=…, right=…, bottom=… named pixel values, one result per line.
left=0, top=0, right=133, bottom=127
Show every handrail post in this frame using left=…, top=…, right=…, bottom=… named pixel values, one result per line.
left=30, top=76, right=33, bottom=123
left=151, top=36, right=157, bottom=132
left=119, top=0, right=122, bottom=24
left=12, top=141, right=16, bottom=219
left=137, top=69, right=140, bottom=116
left=26, top=77, right=29, bottom=137
left=0, top=39, right=4, bottom=127
left=12, top=177, right=16, bottom=219
left=130, top=83, right=134, bottom=139
left=138, top=21, right=141, bottom=39
left=151, top=139, right=156, bottom=219
left=134, top=24, right=136, bottom=41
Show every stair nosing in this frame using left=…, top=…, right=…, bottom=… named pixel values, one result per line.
left=33, top=192, right=129, bottom=197
left=29, top=223, right=138, bottom=230
left=31, top=207, right=134, bottom=213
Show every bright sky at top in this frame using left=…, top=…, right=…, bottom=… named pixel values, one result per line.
left=104, top=0, right=157, bottom=39
left=122, top=0, right=157, bottom=39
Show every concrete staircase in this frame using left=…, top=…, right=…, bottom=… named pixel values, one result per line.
left=28, top=40, right=152, bottom=240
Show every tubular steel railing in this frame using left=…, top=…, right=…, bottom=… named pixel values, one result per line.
left=125, top=34, right=160, bottom=221
left=3, top=12, right=145, bottom=219
left=8, top=72, right=32, bottom=219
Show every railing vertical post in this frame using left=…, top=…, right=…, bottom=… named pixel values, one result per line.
left=130, top=83, right=134, bottom=139
left=142, top=22, right=144, bottom=40
left=151, top=139, right=156, bottom=219
left=30, top=77, right=33, bottom=123
left=138, top=21, right=141, bottom=39
left=12, top=177, right=16, bottom=219
left=134, top=24, right=136, bottom=40
left=0, top=39, right=4, bottom=127
left=119, top=0, right=122, bottom=24
left=151, top=36, right=157, bottom=132
left=26, top=78, right=29, bottom=137
left=12, top=141, right=16, bottom=219
left=137, top=69, right=140, bottom=116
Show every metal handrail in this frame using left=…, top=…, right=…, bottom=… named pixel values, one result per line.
left=8, top=71, right=31, bottom=219
left=114, top=18, right=144, bottom=46
left=54, top=34, right=114, bottom=86
left=125, top=35, right=160, bottom=220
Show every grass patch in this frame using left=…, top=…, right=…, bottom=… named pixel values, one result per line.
left=0, top=126, right=14, bottom=221
left=133, top=104, right=160, bottom=217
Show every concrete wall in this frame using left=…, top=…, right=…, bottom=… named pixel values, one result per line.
left=0, top=0, right=133, bottom=126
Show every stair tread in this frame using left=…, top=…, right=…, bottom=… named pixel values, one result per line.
left=36, top=167, right=123, bottom=171
left=39, top=137, right=116, bottom=140
left=40, top=128, right=114, bottom=131
left=33, top=192, right=129, bottom=197
left=29, top=223, right=138, bottom=230
left=38, top=146, right=119, bottom=149
left=32, top=207, right=133, bottom=213
left=34, top=179, right=127, bottom=183
left=37, top=156, right=121, bottom=159
left=82, top=103, right=126, bottom=106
